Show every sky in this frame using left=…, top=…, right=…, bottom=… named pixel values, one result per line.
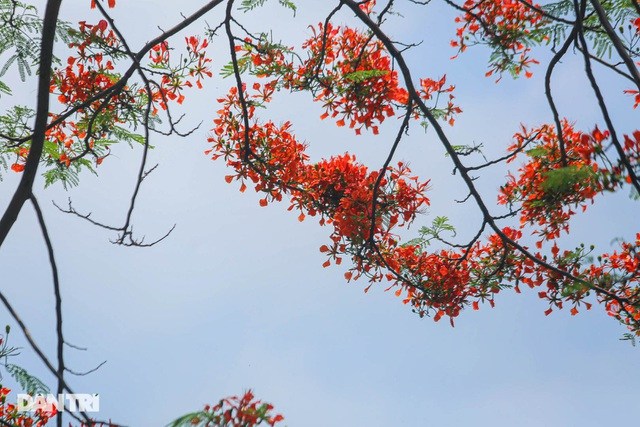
left=1, top=1, right=639, bottom=426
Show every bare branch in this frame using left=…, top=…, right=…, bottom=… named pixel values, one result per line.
left=66, top=360, right=107, bottom=377
left=29, top=194, right=65, bottom=426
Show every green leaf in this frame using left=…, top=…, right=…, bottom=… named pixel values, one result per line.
left=0, top=79, right=10, bottom=97
left=278, top=0, right=296, bottom=15
left=343, top=69, right=389, bottom=82
left=220, top=57, right=250, bottom=78
left=525, top=147, right=547, bottom=158
left=402, top=216, right=457, bottom=252
left=239, top=0, right=296, bottom=14
left=540, top=165, right=596, bottom=195
left=620, top=332, right=637, bottom=346
left=0, top=0, right=76, bottom=81
left=5, top=364, right=50, bottom=396
left=111, top=125, right=146, bottom=146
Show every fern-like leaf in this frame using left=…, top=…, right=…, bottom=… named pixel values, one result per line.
left=5, top=364, right=50, bottom=396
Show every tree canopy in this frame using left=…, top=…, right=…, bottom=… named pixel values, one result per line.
left=1, top=0, right=639, bottom=425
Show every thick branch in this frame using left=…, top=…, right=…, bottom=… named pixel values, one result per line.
left=588, top=0, right=640, bottom=89
left=0, top=0, right=62, bottom=247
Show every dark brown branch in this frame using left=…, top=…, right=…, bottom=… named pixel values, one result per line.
left=66, top=360, right=107, bottom=376
left=225, top=0, right=253, bottom=164
left=29, top=194, right=64, bottom=427
left=517, top=0, right=578, bottom=26
left=578, top=48, right=635, bottom=81
left=545, top=21, right=580, bottom=166
left=222, top=0, right=311, bottom=198
left=588, top=0, right=640, bottom=89
left=53, top=199, right=120, bottom=231
left=464, top=131, right=541, bottom=172
left=576, top=0, right=640, bottom=195
left=55, top=197, right=177, bottom=247
left=368, top=98, right=414, bottom=246
left=0, top=0, right=62, bottom=247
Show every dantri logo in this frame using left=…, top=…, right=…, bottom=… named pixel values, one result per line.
left=17, top=393, right=100, bottom=413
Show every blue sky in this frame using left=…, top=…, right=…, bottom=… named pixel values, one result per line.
left=1, top=1, right=639, bottom=426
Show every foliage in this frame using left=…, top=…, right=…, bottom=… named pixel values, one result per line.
left=1, top=326, right=49, bottom=397
left=0, top=0, right=639, bottom=424
left=239, top=0, right=295, bottom=15
left=0, top=0, right=75, bottom=82
left=168, top=390, right=284, bottom=427
left=1, top=326, right=57, bottom=426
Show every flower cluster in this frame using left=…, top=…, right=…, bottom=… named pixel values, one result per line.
left=234, top=22, right=459, bottom=135
left=44, top=19, right=124, bottom=169
left=499, top=120, right=605, bottom=241
left=208, top=81, right=430, bottom=277
left=0, top=387, right=56, bottom=427
left=185, top=390, right=284, bottom=427
left=293, top=22, right=409, bottom=134
left=495, top=119, right=640, bottom=333
left=148, top=36, right=213, bottom=109
left=10, top=15, right=212, bottom=178
left=451, top=0, right=547, bottom=78
left=209, top=24, right=476, bottom=321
